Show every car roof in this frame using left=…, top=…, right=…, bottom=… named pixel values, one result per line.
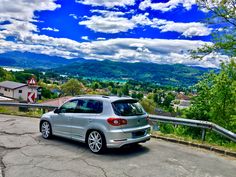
left=70, top=95, right=136, bottom=102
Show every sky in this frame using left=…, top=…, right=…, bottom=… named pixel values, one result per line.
left=0, top=0, right=229, bottom=68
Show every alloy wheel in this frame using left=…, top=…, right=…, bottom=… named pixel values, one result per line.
left=41, top=121, right=51, bottom=139
left=88, top=131, right=103, bottom=153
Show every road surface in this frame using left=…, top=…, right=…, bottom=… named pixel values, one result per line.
left=0, top=114, right=235, bottom=177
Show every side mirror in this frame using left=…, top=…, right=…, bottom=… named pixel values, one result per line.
left=54, top=108, right=60, bottom=114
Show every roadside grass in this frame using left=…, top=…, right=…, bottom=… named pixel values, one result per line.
left=0, top=106, right=42, bottom=118
left=152, top=131, right=236, bottom=152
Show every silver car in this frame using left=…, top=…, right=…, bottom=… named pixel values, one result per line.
left=40, top=95, right=151, bottom=153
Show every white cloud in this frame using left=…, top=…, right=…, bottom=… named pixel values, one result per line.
left=76, top=0, right=135, bottom=8
left=42, top=27, right=59, bottom=32
left=0, top=0, right=60, bottom=21
left=79, top=15, right=136, bottom=33
left=79, top=11, right=211, bottom=37
left=90, top=9, right=125, bottom=17
left=79, top=11, right=154, bottom=33
left=97, top=37, right=106, bottom=40
left=69, top=14, right=78, bottom=20
left=0, top=34, right=226, bottom=68
left=78, top=38, right=226, bottom=68
left=139, top=0, right=196, bottom=12
left=81, top=36, right=89, bottom=40
left=131, top=13, right=153, bottom=26
left=152, top=19, right=211, bottom=37
left=0, top=0, right=61, bottom=40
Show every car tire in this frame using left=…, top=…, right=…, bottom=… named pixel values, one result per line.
left=87, top=130, right=106, bottom=154
left=41, top=121, right=52, bottom=139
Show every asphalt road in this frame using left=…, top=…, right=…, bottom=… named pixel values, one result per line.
left=0, top=114, right=235, bottom=177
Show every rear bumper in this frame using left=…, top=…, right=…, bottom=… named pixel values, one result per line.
left=106, top=124, right=151, bottom=148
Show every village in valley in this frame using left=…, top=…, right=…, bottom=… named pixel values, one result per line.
left=0, top=67, right=192, bottom=116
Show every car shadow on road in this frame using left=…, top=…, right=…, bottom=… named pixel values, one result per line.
left=40, top=135, right=150, bottom=158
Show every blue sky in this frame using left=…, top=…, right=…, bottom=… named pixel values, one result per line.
left=0, top=0, right=228, bottom=67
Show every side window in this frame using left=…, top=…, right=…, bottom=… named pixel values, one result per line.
left=60, top=100, right=78, bottom=113
left=74, top=99, right=103, bottom=113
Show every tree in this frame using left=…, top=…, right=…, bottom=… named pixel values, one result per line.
left=131, top=92, right=137, bottom=99
left=162, top=93, right=175, bottom=109
left=140, top=98, right=157, bottom=114
left=186, top=1, right=236, bottom=141
left=61, top=79, right=83, bottom=96
left=121, top=84, right=129, bottom=96
left=111, top=87, right=117, bottom=95
left=14, top=72, right=33, bottom=83
left=0, top=68, right=15, bottom=81
left=91, top=82, right=100, bottom=90
left=186, top=60, right=236, bottom=131
left=41, top=87, right=53, bottom=99
left=153, top=90, right=164, bottom=105
left=193, top=0, right=236, bottom=57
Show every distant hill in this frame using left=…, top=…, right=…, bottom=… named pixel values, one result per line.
left=0, top=51, right=85, bottom=69
left=52, top=60, right=212, bottom=87
left=0, top=51, right=213, bottom=86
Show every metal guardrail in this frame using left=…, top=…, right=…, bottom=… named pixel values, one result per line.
left=0, top=102, right=235, bottom=143
left=149, top=115, right=236, bottom=143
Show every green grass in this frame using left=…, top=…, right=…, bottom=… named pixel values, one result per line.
left=0, top=106, right=43, bottom=118
left=153, top=123, right=236, bottom=152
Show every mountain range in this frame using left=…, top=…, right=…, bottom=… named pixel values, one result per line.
left=0, top=51, right=213, bottom=87
left=0, top=51, right=85, bottom=68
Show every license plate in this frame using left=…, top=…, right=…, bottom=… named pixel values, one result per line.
left=132, top=130, right=146, bottom=138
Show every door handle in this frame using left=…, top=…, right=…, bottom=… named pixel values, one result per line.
left=88, top=119, right=92, bottom=123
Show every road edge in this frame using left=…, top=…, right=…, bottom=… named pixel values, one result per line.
left=151, top=135, right=236, bottom=158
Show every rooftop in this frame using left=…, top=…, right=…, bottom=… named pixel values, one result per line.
left=0, top=95, right=14, bottom=102
left=0, top=81, right=27, bottom=90
left=41, top=96, right=73, bottom=107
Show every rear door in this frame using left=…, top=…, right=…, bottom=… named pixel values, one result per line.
left=70, top=99, right=103, bottom=141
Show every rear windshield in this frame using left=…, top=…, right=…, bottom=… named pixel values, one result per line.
left=112, top=100, right=145, bottom=116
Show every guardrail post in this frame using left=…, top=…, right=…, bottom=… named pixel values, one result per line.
left=201, top=128, right=206, bottom=142
left=153, top=123, right=159, bottom=131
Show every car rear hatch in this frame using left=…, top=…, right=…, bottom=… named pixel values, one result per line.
left=112, top=99, right=149, bottom=130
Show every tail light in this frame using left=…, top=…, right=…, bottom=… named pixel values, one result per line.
left=107, top=118, right=127, bottom=126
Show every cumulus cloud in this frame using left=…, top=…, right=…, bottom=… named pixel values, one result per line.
left=97, top=37, right=106, bottom=40
left=90, top=9, right=125, bottom=16
left=152, top=19, right=211, bottom=37
left=0, top=0, right=60, bottom=40
left=69, top=14, right=78, bottom=20
left=139, top=0, right=196, bottom=12
left=79, top=15, right=136, bottom=33
left=0, top=0, right=60, bottom=21
left=81, top=36, right=89, bottom=40
left=79, top=38, right=227, bottom=68
left=79, top=11, right=211, bottom=37
left=0, top=33, right=226, bottom=68
left=76, top=0, right=135, bottom=8
left=42, top=27, right=59, bottom=32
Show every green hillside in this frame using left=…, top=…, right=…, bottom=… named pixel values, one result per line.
left=52, top=60, right=212, bottom=87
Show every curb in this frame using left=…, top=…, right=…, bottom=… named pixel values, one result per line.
left=151, top=135, right=236, bottom=158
